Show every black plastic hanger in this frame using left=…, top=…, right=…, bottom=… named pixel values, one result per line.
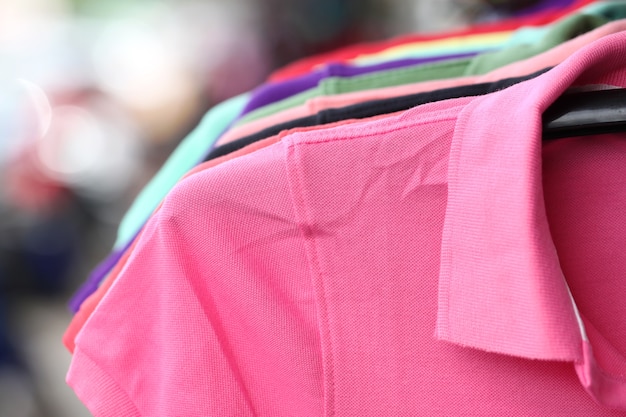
left=543, top=88, right=626, bottom=139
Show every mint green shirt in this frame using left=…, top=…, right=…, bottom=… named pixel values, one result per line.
left=113, top=93, right=249, bottom=249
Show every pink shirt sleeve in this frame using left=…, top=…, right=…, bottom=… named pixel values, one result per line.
left=68, top=143, right=324, bottom=416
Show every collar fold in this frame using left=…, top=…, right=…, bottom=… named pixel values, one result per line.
left=436, top=31, right=626, bottom=410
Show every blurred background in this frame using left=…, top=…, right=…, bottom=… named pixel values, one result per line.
left=0, top=0, right=544, bottom=415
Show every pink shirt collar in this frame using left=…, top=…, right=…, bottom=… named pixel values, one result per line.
left=437, top=31, right=626, bottom=409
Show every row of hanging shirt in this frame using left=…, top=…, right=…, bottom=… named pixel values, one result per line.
left=65, top=0, right=626, bottom=415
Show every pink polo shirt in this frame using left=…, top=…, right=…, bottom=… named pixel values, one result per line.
left=68, top=32, right=626, bottom=416
left=217, top=18, right=626, bottom=147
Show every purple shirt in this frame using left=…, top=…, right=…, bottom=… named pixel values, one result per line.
left=69, top=245, right=128, bottom=312
left=239, top=52, right=479, bottom=116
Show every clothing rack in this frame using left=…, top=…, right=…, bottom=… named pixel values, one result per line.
left=544, top=87, right=626, bottom=138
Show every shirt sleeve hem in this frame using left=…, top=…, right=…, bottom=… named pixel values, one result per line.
left=67, top=346, right=142, bottom=417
